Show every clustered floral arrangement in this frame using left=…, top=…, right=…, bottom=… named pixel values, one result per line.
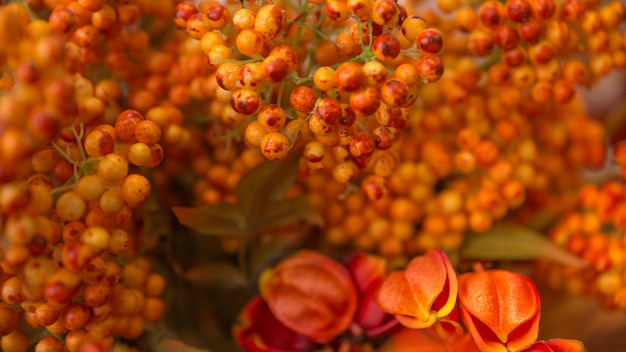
left=0, top=0, right=625, bottom=350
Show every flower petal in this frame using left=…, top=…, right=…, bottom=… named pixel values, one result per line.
left=259, top=250, right=358, bottom=343
left=375, top=271, right=431, bottom=322
left=374, top=249, right=458, bottom=329
left=459, top=270, right=540, bottom=344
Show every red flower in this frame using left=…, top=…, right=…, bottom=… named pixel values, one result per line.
left=346, top=252, right=400, bottom=338
left=258, top=250, right=358, bottom=343
left=458, top=269, right=540, bottom=352
left=374, top=248, right=458, bottom=329
left=233, top=296, right=318, bottom=352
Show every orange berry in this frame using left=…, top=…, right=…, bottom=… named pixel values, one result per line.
left=261, top=132, right=291, bottom=160
left=134, top=120, right=162, bottom=145
left=56, top=190, right=86, bottom=222
left=120, top=174, right=151, bottom=208
left=97, top=154, right=129, bottom=184
left=63, top=303, right=91, bottom=331
left=0, top=329, right=28, bottom=352
left=34, top=336, right=64, bottom=352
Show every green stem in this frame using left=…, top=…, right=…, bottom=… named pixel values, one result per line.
left=296, top=22, right=334, bottom=42
left=73, top=122, right=87, bottom=162
left=277, top=80, right=285, bottom=107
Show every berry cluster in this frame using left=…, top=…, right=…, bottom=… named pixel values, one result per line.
left=0, top=107, right=165, bottom=350
left=174, top=0, right=446, bottom=194
left=452, top=0, right=626, bottom=103
left=304, top=0, right=615, bottom=258
left=536, top=143, right=626, bottom=311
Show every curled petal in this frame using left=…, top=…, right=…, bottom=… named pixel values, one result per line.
left=434, top=316, right=464, bottom=341
left=458, top=270, right=540, bottom=352
left=259, top=250, right=358, bottom=343
left=519, top=339, right=587, bottom=352
left=375, top=249, right=458, bottom=329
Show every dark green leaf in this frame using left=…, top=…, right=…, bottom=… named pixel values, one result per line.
left=180, top=262, right=248, bottom=289
left=235, top=139, right=303, bottom=228
left=172, top=202, right=245, bottom=236
left=248, top=238, right=297, bottom=278
left=257, top=195, right=315, bottom=228
left=460, top=223, right=587, bottom=267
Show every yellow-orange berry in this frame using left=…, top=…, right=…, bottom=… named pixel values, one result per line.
left=120, top=174, right=151, bottom=208
left=55, top=190, right=87, bottom=221
left=97, top=154, right=129, bottom=184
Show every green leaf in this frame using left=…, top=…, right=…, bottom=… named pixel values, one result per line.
left=257, top=195, right=315, bottom=228
left=460, top=223, right=587, bottom=267
left=235, top=139, right=303, bottom=229
left=180, top=262, right=248, bottom=290
left=248, top=238, right=298, bottom=279
left=172, top=202, right=245, bottom=236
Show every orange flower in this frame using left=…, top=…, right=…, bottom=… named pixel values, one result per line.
left=374, top=248, right=458, bottom=329
left=258, top=250, right=358, bottom=343
left=458, top=269, right=540, bottom=352
left=518, top=339, right=587, bottom=352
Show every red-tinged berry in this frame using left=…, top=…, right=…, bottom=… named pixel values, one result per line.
left=262, top=55, right=290, bottom=83
left=417, top=28, right=444, bottom=53
left=206, top=4, right=229, bottom=29
left=373, top=33, right=402, bottom=61
left=261, top=132, right=291, bottom=160
left=336, top=62, right=364, bottom=92
left=231, top=89, right=263, bottom=115
left=380, top=79, right=419, bottom=107
left=290, top=86, right=317, bottom=113
left=371, top=0, right=399, bottom=25
left=257, top=104, right=287, bottom=132
left=417, top=54, right=444, bottom=83
left=350, top=87, right=381, bottom=116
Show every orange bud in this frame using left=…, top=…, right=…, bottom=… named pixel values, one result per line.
left=519, top=339, right=587, bottom=352
left=374, top=248, right=458, bottom=329
left=259, top=250, right=358, bottom=343
left=458, top=269, right=540, bottom=352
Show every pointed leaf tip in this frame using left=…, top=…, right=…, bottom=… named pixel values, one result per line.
left=235, top=139, right=303, bottom=221
left=460, top=223, right=588, bottom=267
